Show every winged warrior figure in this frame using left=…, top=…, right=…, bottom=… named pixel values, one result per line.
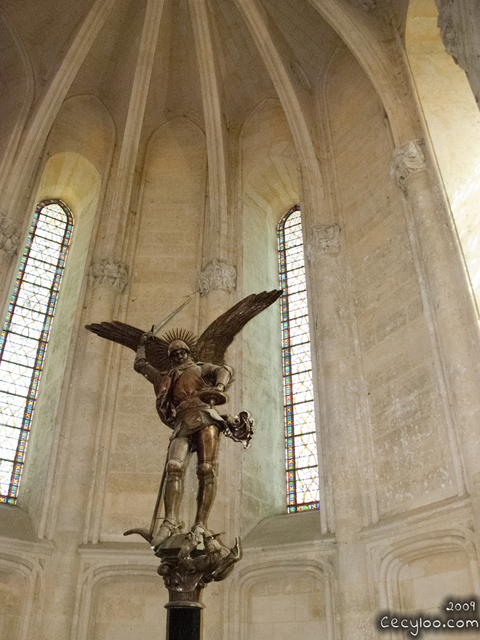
left=85, top=290, right=282, bottom=552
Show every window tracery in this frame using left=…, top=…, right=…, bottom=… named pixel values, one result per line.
left=278, top=206, right=319, bottom=513
left=0, top=199, right=73, bottom=503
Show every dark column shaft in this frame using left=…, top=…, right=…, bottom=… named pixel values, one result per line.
left=167, top=607, right=202, bottom=640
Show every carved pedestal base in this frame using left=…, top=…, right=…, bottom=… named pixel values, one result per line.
left=155, top=530, right=240, bottom=640
left=156, top=529, right=240, bottom=594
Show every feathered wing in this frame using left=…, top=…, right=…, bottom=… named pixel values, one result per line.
left=86, top=290, right=282, bottom=368
left=195, top=289, right=283, bottom=365
left=85, top=321, right=143, bottom=350
left=85, top=321, right=172, bottom=371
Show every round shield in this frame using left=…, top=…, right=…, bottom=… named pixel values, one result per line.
left=197, top=389, right=227, bottom=406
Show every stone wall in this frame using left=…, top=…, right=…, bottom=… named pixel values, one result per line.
left=327, top=44, right=456, bottom=517
left=1, top=1, right=480, bottom=639
left=240, top=100, right=298, bottom=533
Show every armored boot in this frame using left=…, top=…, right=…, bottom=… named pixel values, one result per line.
left=151, top=460, right=184, bottom=549
left=176, top=463, right=217, bottom=559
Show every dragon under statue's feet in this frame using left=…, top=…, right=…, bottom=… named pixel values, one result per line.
left=156, top=530, right=241, bottom=595
left=178, top=525, right=210, bottom=559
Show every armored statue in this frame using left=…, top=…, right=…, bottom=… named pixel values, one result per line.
left=85, top=290, right=281, bottom=559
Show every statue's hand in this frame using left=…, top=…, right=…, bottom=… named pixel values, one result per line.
left=139, top=331, right=155, bottom=347
left=214, top=383, right=225, bottom=392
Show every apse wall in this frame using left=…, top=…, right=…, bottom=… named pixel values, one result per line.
left=100, top=117, right=207, bottom=540
left=325, top=43, right=458, bottom=519
left=16, top=94, right=115, bottom=532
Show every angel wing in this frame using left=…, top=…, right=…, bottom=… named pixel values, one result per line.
left=85, top=289, right=282, bottom=368
left=196, top=289, right=282, bottom=365
left=85, top=321, right=173, bottom=371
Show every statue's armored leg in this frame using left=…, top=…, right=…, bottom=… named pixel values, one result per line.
left=151, top=437, right=188, bottom=548
left=193, top=425, right=220, bottom=531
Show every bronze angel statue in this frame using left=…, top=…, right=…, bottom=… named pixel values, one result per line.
left=86, top=290, right=281, bottom=553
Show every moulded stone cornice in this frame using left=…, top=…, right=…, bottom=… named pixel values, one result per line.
left=78, top=542, right=159, bottom=562
left=188, top=0, right=229, bottom=261
left=0, top=536, right=55, bottom=558
left=2, top=0, right=117, bottom=223
left=242, top=537, right=337, bottom=558
left=359, top=494, right=473, bottom=542
left=233, top=0, right=325, bottom=218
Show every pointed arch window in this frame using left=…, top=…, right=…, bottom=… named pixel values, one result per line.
left=278, top=206, right=319, bottom=513
left=0, top=199, right=73, bottom=503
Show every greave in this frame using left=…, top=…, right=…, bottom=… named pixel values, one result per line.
left=195, top=467, right=216, bottom=529
left=163, top=474, right=182, bottom=524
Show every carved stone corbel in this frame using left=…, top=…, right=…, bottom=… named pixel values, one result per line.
left=198, top=258, right=237, bottom=296
left=390, top=140, right=427, bottom=193
left=0, top=213, right=20, bottom=259
left=306, top=224, right=340, bottom=261
left=88, top=258, right=128, bottom=293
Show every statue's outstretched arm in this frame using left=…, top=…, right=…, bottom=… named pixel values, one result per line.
left=134, top=332, right=158, bottom=383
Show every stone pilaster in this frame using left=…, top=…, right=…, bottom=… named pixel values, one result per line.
left=391, top=140, right=480, bottom=545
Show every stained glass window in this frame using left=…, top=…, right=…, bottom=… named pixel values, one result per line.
left=278, top=206, right=319, bottom=513
left=0, top=199, right=73, bottom=504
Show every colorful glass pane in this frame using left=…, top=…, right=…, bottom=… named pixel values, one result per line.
left=0, top=200, right=73, bottom=503
left=278, top=206, right=319, bottom=513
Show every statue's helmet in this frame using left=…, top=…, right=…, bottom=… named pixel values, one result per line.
left=168, top=339, right=191, bottom=356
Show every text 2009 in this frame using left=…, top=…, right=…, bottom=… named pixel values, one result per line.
left=445, top=601, right=476, bottom=612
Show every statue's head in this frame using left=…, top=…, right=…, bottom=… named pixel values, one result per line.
left=168, top=339, right=191, bottom=366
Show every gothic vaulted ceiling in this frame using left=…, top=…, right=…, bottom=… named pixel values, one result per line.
left=1, top=0, right=411, bottom=173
